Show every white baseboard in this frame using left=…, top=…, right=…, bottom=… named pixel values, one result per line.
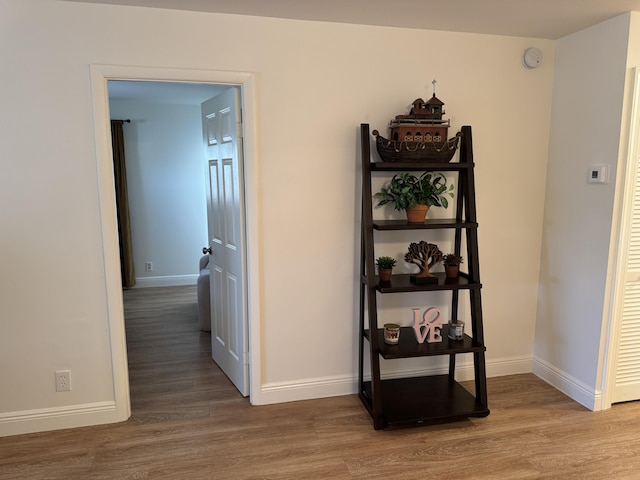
left=134, top=274, right=198, bottom=288
left=0, top=401, right=125, bottom=437
left=532, top=356, right=600, bottom=411
left=259, top=374, right=357, bottom=405
left=485, top=354, right=533, bottom=379
left=256, top=355, right=534, bottom=406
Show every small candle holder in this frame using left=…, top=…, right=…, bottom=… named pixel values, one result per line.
left=383, top=323, right=400, bottom=345
left=447, top=321, right=465, bottom=341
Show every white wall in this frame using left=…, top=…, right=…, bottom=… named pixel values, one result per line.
left=534, top=13, right=632, bottom=409
left=109, top=97, right=208, bottom=287
left=0, top=0, right=554, bottom=435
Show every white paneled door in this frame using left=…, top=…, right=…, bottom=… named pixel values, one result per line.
left=202, top=87, right=249, bottom=396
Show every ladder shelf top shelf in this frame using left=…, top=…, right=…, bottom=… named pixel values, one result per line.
left=369, top=162, right=473, bottom=172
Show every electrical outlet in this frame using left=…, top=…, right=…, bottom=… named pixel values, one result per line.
left=145, top=261, right=153, bottom=271
left=55, top=370, right=71, bottom=392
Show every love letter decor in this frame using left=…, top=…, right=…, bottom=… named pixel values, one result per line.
left=412, top=307, right=443, bottom=344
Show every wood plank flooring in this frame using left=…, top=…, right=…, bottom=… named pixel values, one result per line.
left=3, top=285, right=640, bottom=479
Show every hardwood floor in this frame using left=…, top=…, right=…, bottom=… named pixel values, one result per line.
left=3, top=285, right=640, bottom=479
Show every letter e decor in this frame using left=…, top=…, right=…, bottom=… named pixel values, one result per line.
left=412, top=307, right=443, bottom=344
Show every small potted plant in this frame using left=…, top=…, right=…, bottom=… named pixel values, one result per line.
left=375, top=256, right=397, bottom=283
left=374, top=172, right=454, bottom=223
left=442, top=253, right=463, bottom=278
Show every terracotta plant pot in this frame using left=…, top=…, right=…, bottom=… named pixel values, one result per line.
left=378, top=268, right=392, bottom=283
left=405, top=204, right=429, bottom=223
left=445, top=265, right=459, bottom=278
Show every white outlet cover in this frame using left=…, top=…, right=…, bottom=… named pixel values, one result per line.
left=55, top=370, right=71, bottom=392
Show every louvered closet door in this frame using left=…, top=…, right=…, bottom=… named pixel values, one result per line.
left=612, top=155, right=640, bottom=403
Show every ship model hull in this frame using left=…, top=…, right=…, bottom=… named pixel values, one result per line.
left=373, top=89, right=460, bottom=163
left=372, top=130, right=461, bottom=163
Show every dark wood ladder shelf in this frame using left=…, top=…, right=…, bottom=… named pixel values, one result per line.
left=358, top=123, right=489, bottom=430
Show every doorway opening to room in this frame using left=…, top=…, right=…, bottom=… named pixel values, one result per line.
left=107, top=80, right=249, bottom=416
left=91, top=65, right=261, bottom=424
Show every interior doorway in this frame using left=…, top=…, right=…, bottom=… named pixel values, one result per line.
left=106, top=80, right=225, bottom=289
left=90, top=65, right=262, bottom=424
left=107, top=80, right=233, bottom=402
left=107, top=80, right=250, bottom=399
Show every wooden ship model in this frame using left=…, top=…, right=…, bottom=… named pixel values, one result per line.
left=372, top=81, right=460, bottom=163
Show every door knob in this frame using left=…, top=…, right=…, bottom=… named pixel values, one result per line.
left=203, top=247, right=212, bottom=254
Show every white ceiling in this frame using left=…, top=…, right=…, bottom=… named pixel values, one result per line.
left=65, top=0, right=640, bottom=40
left=108, top=80, right=228, bottom=105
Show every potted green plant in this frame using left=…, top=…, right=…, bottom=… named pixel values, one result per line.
left=374, top=172, right=454, bottom=223
left=375, top=256, right=397, bottom=283
left=442, top=253, right=463, bottom=278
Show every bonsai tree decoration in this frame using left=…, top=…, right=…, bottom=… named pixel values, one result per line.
left=375, top=256, right=397, bottom=283
left=404, top=241, right=444, bottom=284
left=442, top=253, right=463, bottom=278
left=374, top=172, right=454, bottom=223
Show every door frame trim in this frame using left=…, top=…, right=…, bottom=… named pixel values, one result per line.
left=602, top=67, right=640, bottom=409
left=90, top=64, right=262, bottom=420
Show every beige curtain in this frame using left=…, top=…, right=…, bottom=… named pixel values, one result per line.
left=111, top=120, right=136, bottom=288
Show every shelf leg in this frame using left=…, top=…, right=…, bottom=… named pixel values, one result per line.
left=449, top=354, right=456, bottom=381
left=474, top=350, right=489, bottom=407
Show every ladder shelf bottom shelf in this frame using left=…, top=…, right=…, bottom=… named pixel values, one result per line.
left=360, top=375, right=490, bottom=430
